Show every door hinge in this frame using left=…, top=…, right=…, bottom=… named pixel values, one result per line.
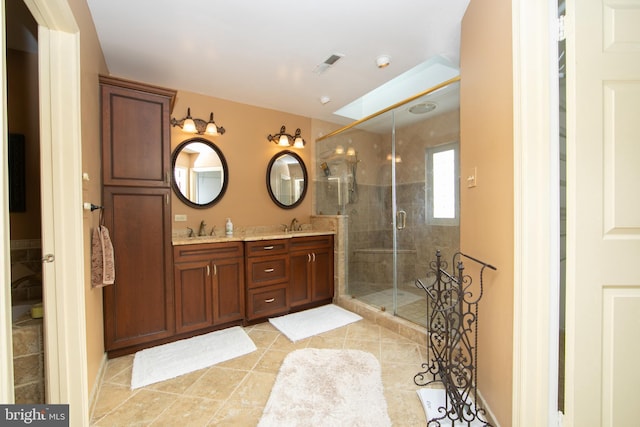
left=558, top=15, right=566, bottom=41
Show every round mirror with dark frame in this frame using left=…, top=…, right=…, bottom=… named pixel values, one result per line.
left=266, top=150, right=307, bottom=209
left=171, top=137, right=228, bottom=208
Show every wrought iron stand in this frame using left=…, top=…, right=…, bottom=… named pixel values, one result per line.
left=414, top=250, right=496, bottom=426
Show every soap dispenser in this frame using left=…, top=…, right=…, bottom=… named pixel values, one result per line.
left=225, top=218, right=233, bottom=237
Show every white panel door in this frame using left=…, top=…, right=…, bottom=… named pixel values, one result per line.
left=566, top=0, right=640, bottom=425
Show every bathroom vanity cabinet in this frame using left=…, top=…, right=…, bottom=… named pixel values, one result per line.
left=244, top=235, right=334, bottom=322
left=245, top=239, right=290, bottom=321
left=100, top=76, right=177, bottom=356
left=289, top=235, right=334, bottom=308
left=173, top=242, right=245, bottom=333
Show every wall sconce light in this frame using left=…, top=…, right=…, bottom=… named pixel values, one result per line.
left=171, top=108, right=226, bottom=136
left=267, top=125, right=306, bottom=148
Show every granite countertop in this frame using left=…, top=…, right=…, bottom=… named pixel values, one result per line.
left=172, top=229, right=335, bottom=246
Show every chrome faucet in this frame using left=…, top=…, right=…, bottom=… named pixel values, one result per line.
left=290, top=218, right=299, bottom=232
left=198, top=220, right=207, bottom=236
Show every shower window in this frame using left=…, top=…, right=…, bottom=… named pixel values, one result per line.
left=426, top=141, right=459, bottom=225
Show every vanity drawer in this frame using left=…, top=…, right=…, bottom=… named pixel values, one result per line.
left=289, top=235, right=333, bottom=252
left=246, top=255, right=289, bottom=288
left=245, top=239, right=289, bottom=257
left=173, top=241, right=244, bottom=263
left=246, top=283, right=288, bottom=320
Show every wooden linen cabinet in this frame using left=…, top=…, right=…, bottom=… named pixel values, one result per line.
left=100, top=76, right=177, bottom=356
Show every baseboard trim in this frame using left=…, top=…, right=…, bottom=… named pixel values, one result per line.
left=88, top=352, right=108, bottom=419
left=477, top=387, right=500, bottom=427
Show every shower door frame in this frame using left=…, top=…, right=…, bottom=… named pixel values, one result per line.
left=317, top=76, right=461, bottom=321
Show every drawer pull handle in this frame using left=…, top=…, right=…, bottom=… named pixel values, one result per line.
left=263, top=245, right=274, bottom=250
left=264, top=268, right=275, bottom=273
left=264, top=298, right=275, bottom=303
left=307, top=253, right=311, bottom=262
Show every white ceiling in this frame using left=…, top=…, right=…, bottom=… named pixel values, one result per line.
left=85, top=0, right=469, bottom=126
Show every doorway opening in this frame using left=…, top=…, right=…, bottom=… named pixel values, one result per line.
left=5, top=0, right=44, bottom=403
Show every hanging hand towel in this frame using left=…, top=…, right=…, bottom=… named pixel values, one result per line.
left=91, top=225, right=115, bottom=288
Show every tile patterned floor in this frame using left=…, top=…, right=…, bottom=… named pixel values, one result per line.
left=90, top=316, right=429, bottom=426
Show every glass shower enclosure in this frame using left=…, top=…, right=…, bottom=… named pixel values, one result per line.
left=315, top=79, right=460, bottom=326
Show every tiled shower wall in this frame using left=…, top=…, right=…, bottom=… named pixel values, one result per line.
left=10, top=239, right=43, bottom=304
left=314, top=107, right=460, bottom=294
left=328, top=182, right=459, bottom=287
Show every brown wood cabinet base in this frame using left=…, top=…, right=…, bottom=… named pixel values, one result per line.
left=244, top=235, right=334, bottom=324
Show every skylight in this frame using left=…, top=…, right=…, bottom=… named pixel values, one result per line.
left=333, top=55, right=460, bottom=121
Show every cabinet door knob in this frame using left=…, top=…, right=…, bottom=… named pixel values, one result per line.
left=307, top=253, right=311, bottom=262
left=312, top=253, right=316, bottom=262
left=264, top=298, right=275, bottom=303
left=206, top=265, right=210, bottom=276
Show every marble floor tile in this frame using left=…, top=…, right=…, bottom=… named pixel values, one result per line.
left=90, top=315, right=429, bottom=426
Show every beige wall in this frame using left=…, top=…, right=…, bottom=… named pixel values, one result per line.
left=460, top=0, right=514, bottom=425
left=67, top=0, right=109, bottom=396
left=169, top=91, right=317, bottom=233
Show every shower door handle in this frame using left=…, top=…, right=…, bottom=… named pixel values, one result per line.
left=396, top=210, right=407, bottom=230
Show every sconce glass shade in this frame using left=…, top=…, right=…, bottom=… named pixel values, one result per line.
left=278, top=134, right=290, bottom=146
left=205, top=122, right=218, bottom=135
left=293, top=136, right=305, bottom=149
left=182, top=118, right=197, bottom=133
left=205, top=113, right=218, bottom=135
left=335, top=145, right=344, bottom=155
left=346, top=147, right=356, bottom=156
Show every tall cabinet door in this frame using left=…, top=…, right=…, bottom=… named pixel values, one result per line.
left=102, top=187, right=174, bottom=351
left=100, top=76, right=174, bottom=188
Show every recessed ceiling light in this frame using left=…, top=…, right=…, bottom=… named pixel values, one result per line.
left=376, top=55, right=391, bottom=69
left=409, top=102, right=437, bottom=114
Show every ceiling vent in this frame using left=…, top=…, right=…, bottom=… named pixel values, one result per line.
left=313, top=53, right=344, bottom=75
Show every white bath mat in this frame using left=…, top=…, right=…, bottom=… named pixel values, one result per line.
left=259, top=348, right=391, bottom=427
left=417, top=388, right=488, bottom=426
left=130, top=326, right=256, bottom=389
left=268, top=304, right=362, bottom=342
